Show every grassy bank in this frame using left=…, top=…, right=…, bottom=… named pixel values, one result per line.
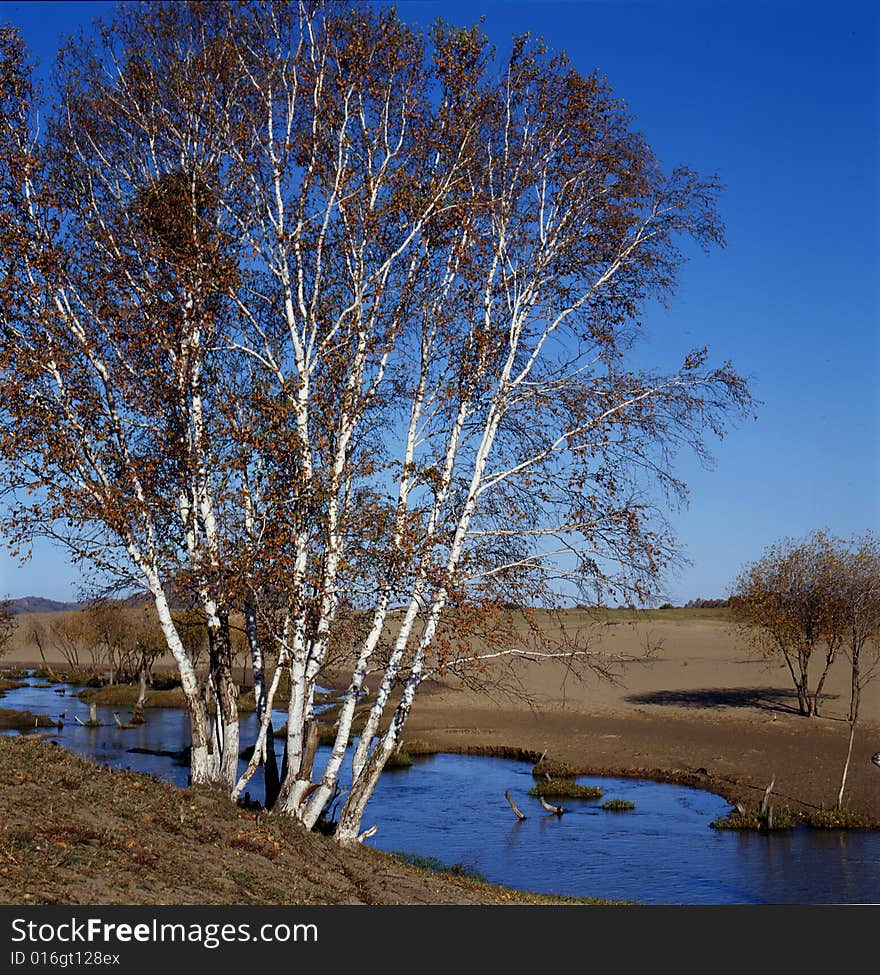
left=0, top=737, right=617, bottom=905
left=0, top=708, right=57, bottom=730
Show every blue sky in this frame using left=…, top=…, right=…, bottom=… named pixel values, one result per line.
left=0, top=0, right=877, bottom=603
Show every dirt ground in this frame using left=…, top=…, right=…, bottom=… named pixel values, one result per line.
left=403, top=615, right=880, bottom=819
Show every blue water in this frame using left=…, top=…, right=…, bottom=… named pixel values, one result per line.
left=3, top=675, right=879, bottom=904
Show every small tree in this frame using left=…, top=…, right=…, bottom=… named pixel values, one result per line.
left=731, top=532, right=841, bottom=716
left=0, top=598, right=15, bottom=662
left=830, top=533, right=880, bottom=807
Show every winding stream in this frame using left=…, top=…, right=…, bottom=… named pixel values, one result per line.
left=3, top=675, right=879, bottom=904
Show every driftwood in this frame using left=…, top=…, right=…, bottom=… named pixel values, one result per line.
left=74, top=703, right=102, bottom=727
left=357, top=824, right=379, bottom=843
left=134, top=665, right=148, bottom=715
left=539, top=795, right=565, bottom=816
left=113, top=712, right=137, bottom=730
left=127, top=745, right=190, bottom=764
left=760, top=776, right=775, bottom=816
left=505, top=789, right=526, bottom=821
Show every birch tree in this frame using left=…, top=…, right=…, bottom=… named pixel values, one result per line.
left=2, top=4, right=752, bottom=832
left=0, top=8, right=251, bottom=786
left=218, top=16, right=752, bottom=840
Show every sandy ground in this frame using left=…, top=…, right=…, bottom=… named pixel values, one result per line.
left=403, top=617, right=880, bottom=818
left=5, top=611, right=880, bottom=819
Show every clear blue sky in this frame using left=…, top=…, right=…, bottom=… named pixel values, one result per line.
left=0, top=0, right=877, bottom=603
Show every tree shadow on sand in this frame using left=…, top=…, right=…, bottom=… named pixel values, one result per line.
left=624, top=686, right=839, bottom=716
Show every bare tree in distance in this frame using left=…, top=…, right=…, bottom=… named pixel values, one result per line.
left=1, top=4, right=752, bottom=838
left=0, top=597, right=14, bottom=662
left=730, top=531, right=843, bottom=717
left=829, top=533, right=880, bottom=808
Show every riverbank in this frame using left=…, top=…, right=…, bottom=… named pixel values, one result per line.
left=0, top=737, right=614, bottom=905
left=396, top=611, right=880, bottom=824
left=403, top=699, right=880, bottom=822
left=5, top=611, right=879, bottom=821
left=396, top=614, right=880, bottom=821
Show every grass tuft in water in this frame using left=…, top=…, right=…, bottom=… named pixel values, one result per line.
left=0, top=707, right=57, bottom=730
left=711, top=803, right=874, bottom=832
left=602, top=798, right=636, bottom=811
left=384, top=749, right=413, bottom=769
left=529, top=779, right=603, bottom=800
left=805, top=807, right=872, bottom=829
left=710, top=806, right=795, bottom=831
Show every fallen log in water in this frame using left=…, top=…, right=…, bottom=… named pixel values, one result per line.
left=505, top=789, right=526, bottom=820
left=127, top=745, right=191, bottom=765
left=539, top=795, right=565, bottom=816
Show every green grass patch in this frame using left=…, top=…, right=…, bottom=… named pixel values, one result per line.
left=710, top=806, right=796, bottom=831
left=399, top=739, right=439, bottom=757
left=392, top=851, right=486, bottom=883
left=0, top=667, right=30, bottom=680
left=529, top=779, right=603, bottom=800
left=711, top=803, right=874, bottom=832
left=602, top=798, right=636, bottom=811
left=384, top=750, right=413, bottom=769
left=805, top=807, right=872, bottom=829
left=38, top=669, right=102, bottom=686
left=316, top=725, right=342, bottom=746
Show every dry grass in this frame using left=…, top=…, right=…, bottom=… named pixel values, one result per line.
left=0, top=737, right=619, bottom=905
left=0, top=708, right=57, bottom=730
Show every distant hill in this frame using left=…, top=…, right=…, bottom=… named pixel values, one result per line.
left=4, top=596, right=83, bottom=615
left=4, top=591, right=193, bottom=616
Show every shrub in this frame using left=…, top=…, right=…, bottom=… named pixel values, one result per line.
left=709, top=805, right=795, bottom=831
left=529, top=779, right=603, bottom=800
left=805, top=808, right=872, bottom=829
left=531, top=758, right=577, bottom=779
